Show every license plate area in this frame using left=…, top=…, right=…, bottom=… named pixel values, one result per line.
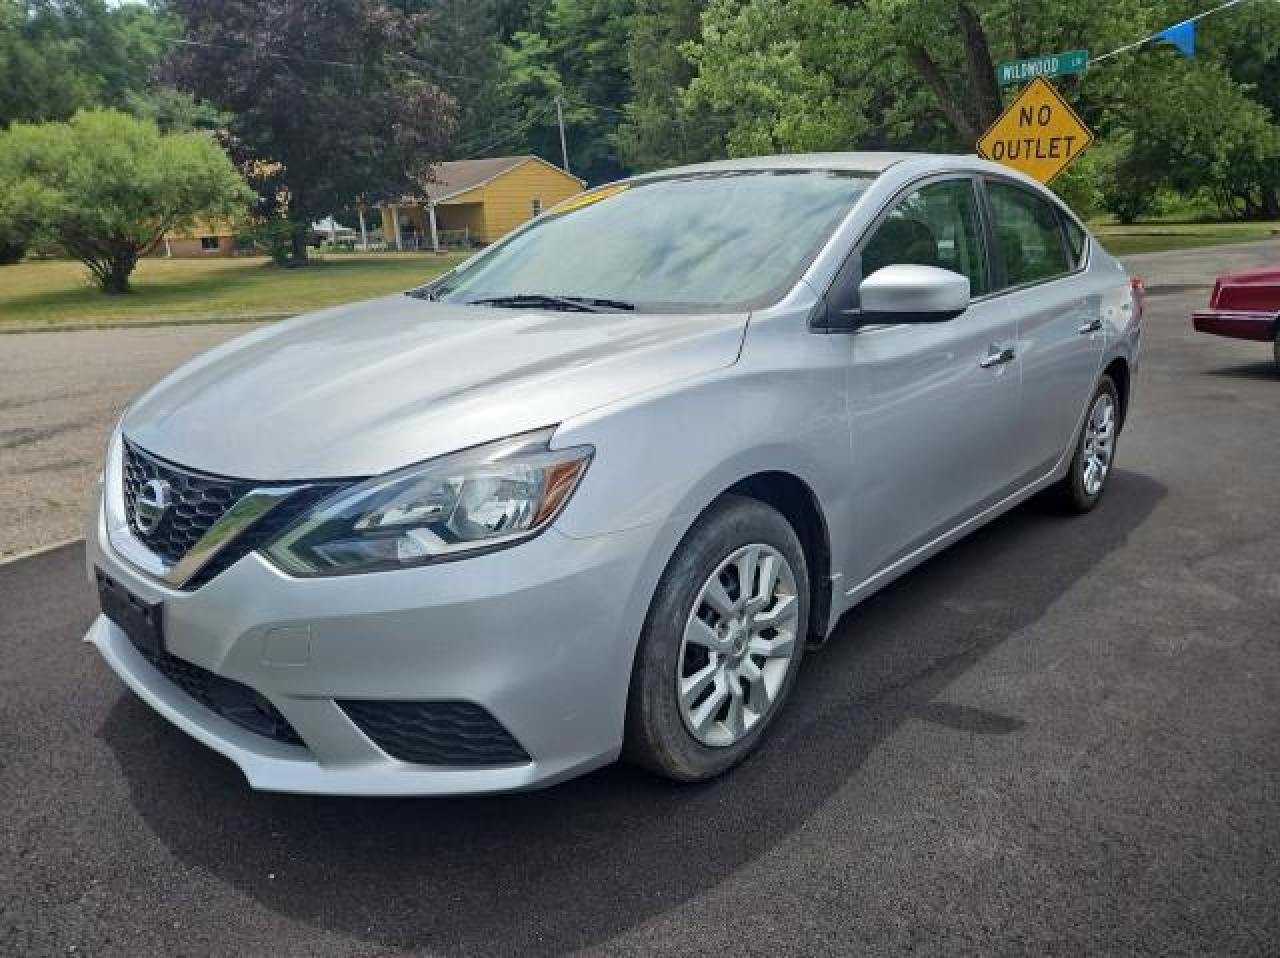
left=96, top=568, right=164, bottom=656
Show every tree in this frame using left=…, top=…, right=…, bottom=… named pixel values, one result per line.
left=683, top=0, right=1160, bottom=155
left=683, top=0, right=879, bottom=155
left=0, top=224, right=25, bottom=264
left=0, top=0, right=170, bottom=127
left=123, top=86, right=234, bottom=134
left=164, top=0, right=456, bottom=264
left=409, top=0, right=521, bottom=158
left=1118, top=59, right=1280, bottom=220
left=0, top=110, right=254, bottom=292
left=493, top=0, right=635, bottom=183
left=1141, top=2, right=1280, bottom=218
left=677, top=0, right=1280, bottom=221
left=543, top=0, right=634, bottom=181
left=618, top=0, right=728, bottom=171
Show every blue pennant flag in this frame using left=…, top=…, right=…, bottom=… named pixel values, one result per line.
left=1154, top=19, right=1196, bottom=58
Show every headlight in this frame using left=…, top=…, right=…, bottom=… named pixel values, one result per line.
left=263, top=428, right=592, bottom=576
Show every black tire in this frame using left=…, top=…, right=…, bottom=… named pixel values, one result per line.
left=1273, top=324, right=1279, bottom=370
left=624, top=495, right=809, bottom=782
left=1051, top=374, right=1120, bottom=514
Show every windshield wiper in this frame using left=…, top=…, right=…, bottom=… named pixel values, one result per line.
left=467, top=293, right=634, bottom=313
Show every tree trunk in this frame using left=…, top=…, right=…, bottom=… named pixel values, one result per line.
left=956, top=3, right=1004, bottom=130
left=1260, top=186, right=1280, bottom=220
left=0, top=237, right=26, bottom=265
left=102, top=248, right=138, bottom=294
left=906, top=45, right=979, bottom=143
left=289, top=220, right=310, bottom=266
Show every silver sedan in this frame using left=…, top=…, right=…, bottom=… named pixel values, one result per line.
left=84, top=153, right=1141, bottom=794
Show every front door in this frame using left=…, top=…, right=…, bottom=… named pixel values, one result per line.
left=843, top=177, right=1022, bottom=589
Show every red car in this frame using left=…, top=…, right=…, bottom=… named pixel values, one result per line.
left=1193, top=265, right=1280, bottom=368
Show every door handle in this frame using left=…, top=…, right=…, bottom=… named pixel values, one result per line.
left=979, top=346, right=1016, bottom=368
left=1077, top=318, right=1103, bottom=334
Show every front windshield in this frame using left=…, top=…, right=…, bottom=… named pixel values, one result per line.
left=430, top=170, right=874, bottom=313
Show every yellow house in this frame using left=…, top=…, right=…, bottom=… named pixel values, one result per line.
left=159, top=218, right=239, bottom=257
left=380, top=155, right=585, bottom=249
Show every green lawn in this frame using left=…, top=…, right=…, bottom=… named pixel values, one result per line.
left=0, top=252, right=467, bottom=330
left=1089, top=220, right=1280, bottom=257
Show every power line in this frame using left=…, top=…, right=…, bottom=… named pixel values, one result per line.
left=159, top=35, right=474, bottom=85
left=452, top=103, right=556, bottom=160
left=1092, top=0, right=1256, bottom=64
left=161, top=36, right=363, bottom=70
left=561, top=95, right=628, bottom=116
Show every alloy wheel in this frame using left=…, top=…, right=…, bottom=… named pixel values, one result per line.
left=676, top=543, right=800, bottom=747
left=1081, top=392, right=1116, bottom=497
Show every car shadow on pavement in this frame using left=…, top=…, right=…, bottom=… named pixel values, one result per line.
left=101, top=470, right=1164, bottom=957
left=1202, top=361, right=1279, bottom=381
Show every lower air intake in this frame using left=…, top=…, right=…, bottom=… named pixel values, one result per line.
left=133, top=642, right=305, bottom=748
left=338, top=700, right=531, bottom=766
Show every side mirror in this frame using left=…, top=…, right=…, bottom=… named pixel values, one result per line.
left=850, top=264, right=970, bottom=326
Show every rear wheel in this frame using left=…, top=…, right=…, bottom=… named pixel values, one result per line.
left=1273, top=324, right=1279, bottom=369
left=624, top=496, right=808, bottom=782
left=1051, top=374, right=1120, bottom=514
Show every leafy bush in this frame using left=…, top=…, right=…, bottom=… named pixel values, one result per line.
left=238, top=219, right=306, bottom=267
left=0, top=109, right=254, bottom=292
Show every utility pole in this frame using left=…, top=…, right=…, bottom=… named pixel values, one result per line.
left=554, top=95, right=570, bottom=175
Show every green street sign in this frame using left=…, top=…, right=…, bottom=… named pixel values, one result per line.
left=997, top=50, right=1089, bottom=87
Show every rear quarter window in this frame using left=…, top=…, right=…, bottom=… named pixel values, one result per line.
left=1060, top=214, right=1087, bottom=267
left=986, top=180, right=1072, bottom=288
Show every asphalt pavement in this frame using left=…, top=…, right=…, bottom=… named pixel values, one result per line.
left=1, top=242, right=1278, bottom=956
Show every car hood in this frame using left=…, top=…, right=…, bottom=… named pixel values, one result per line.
left=123, top=295, right=748, bottom=479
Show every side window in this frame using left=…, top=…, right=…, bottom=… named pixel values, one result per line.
left=1060, top=212, right=1086, bottom=267
left=986, top=181, right=1072, bottom=287
left=861, top=179, right=988, bottom=296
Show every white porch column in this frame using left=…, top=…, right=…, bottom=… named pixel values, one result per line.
left=391, top=206, right=403, bottom=251
left=428, top=202, right=440, bottom=253
left=357, top=205, right=368, bottom=250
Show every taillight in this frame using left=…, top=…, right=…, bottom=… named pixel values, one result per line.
left=1130, top=277, right=1145, bottom=323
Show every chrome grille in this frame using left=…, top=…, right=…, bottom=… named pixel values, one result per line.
left=122, top=440, right=256, bottom=564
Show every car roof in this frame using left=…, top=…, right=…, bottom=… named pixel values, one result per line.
left=635, top=152, right=972, bottom=178
left=624, top=152, right=1083, bottom=220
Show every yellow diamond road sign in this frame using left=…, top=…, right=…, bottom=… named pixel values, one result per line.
left=977, top=75, right=1093, bottom=183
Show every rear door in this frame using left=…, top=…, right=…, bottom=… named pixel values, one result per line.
left=844, top=176, right=1022, bottom=588
left=982, top=178, right=1103, bottom=482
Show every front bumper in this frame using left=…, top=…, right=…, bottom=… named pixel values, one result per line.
left=85, top=497, right=668, bottom=795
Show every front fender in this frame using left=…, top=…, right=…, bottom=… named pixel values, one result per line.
left=551, top=313, right=853, bottom=591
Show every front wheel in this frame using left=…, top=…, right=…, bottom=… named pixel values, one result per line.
left=1051, top=374, right=1120, bottom=514
left=624, top=496, right=809, bottom=782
